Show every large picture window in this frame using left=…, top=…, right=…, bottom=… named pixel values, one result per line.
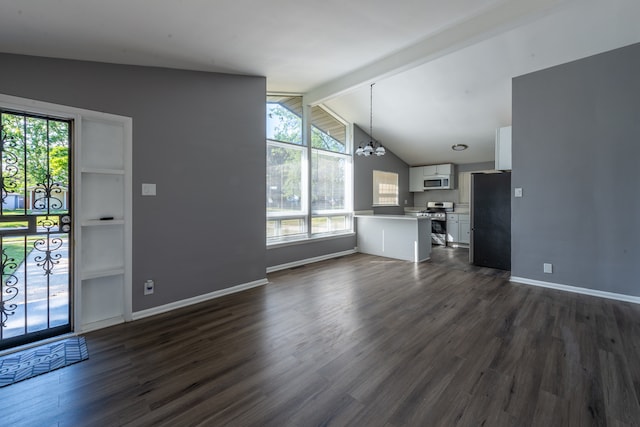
left=267, top=96, right=352, bottom=243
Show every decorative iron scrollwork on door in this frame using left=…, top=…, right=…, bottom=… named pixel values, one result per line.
left=0, top=110, right=72, bottom=348
left=0, top=121, right=21, bottom=327
left=33, top=175, right=65, bottom=212
left=0, top=249, right=18, bottom=327
left=34, top=217, right=64, bottom=276
left=0, top=124, right=21, bottom=206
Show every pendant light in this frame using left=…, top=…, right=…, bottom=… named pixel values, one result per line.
left=356, top=83, right=385, bottom=157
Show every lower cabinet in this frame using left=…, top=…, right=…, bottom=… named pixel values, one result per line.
left=459, top=218, right=470, bottom=244
left=447, top=214, right=470, bottom=246
left=446, top=215, right=459, bottom=244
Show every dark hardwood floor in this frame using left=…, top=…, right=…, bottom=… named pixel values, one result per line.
left=2, top=248, right=640, bottom=426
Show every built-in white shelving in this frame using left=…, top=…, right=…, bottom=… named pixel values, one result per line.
left=82, top=268, right=127, bottom=281
left=75, top=114, right=132, bottom=332
left=81, top=219, right=126, bottom=227
left=81, top=167, right=125, bottom=175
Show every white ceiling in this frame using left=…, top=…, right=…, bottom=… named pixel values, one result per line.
left=1, top=0, right=639, bottom=165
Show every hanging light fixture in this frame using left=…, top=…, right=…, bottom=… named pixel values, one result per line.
left=356, top=83, right=385, bottom=157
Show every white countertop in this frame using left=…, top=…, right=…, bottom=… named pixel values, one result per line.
left=354, top=213, right=430, bottom=221
left=405, top=207, right=469, bottom=215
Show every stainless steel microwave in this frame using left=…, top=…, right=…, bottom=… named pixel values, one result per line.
left=423, top=175, right=452, bottom=190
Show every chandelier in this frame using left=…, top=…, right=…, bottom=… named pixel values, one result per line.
left=355, top=83, right=385, bottom=157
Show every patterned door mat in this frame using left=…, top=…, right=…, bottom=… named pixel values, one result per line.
left=0, top=336, right=89, bottom=387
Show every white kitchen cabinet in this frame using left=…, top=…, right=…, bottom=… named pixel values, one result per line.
left=436, top=163, right=453, bottom=175
left=410, top=163, right=455, bottom=192
left=446, top=214, right=459, bottom=244
left=423, top=163, right=453, bottom=176
left=423, top=165, right=437, bottom=176
left=495, top=126, right=512, bottom=170
left=447, top=213, right=470, bottom=246
left=409, top=167, right=425, bottom=192
left=75, top=114, right=132, bottom=332
left=458, top=215, right=470, bottom=244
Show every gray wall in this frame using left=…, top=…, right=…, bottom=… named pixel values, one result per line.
left=354, top=124, right=413, bottom=213
left=0, top=53, right=267, bottom=311
left=266, top=235, right=356, bottom=267
left=512, top=42, right=640, bottom=296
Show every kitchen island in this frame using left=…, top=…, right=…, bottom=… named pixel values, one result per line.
left=355, top=214, right=431, bottom=262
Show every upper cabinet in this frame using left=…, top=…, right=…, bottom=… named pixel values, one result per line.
left=409, top=163, right=455, bottom=192
left=423, top=163, right=453, bottom=176
left=409, top=167, right=425, bottom=192
left=495, top=126, right=512, bottom=170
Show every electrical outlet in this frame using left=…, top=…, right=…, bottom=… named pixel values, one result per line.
left=144, top=279, right=154, bottom=295
left=543, top=263, right=553, bottom=274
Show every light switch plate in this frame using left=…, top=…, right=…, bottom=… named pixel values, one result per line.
left=515, top=187, right=523, bottom=198
left=142, top=183, right=156, bottom=196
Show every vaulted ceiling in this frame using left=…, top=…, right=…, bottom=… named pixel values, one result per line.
left=1, top=0, right=638, bottom=165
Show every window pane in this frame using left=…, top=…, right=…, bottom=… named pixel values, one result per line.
left=267, top=143, right=304, bottom=214
left=312, top=215, right=349, bottom=234
left=267, top=218, right=306, bottom=239
left=373, top=170, right=399, bottom=206
left=267, top=220, right=276, bottom=238
left=329, top=215, right=347, bottom=231
left=267, top=96, right=302, bottom=145
left=311, top=216, right=328, bottom=234
left=311, top=150, right=349, bottom=212
left=310, top=106, right=346, bottom=153
left=281, top=218, right=305, bottom=236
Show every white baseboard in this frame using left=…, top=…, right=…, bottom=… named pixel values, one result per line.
left=510, top=276, right=640, bottom=304
left=267, top=249, right=357, bottom=273
left=132, top=278, right=268, bottom=321
left=80, top=316, right=125, bottom=333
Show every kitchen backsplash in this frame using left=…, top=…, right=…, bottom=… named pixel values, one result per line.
left=413, top=189, right=459, bottom=208
left=373, top=205, right=405, bottom=215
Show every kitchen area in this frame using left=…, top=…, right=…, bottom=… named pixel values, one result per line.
left=356, top=126, right=512, bottom=272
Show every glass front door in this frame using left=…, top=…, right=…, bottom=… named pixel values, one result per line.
left=0, top=110, right=72, bottom=350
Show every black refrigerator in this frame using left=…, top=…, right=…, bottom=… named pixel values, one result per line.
left=470, top=172, right=511, bottom=270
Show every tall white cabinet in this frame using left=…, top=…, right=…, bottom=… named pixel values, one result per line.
left=75, top=114, right=132, bottom=332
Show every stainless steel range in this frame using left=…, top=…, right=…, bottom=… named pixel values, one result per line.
left=422, top=201, right=454, bottom=245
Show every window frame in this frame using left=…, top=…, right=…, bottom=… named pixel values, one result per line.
left=267, top=95, right=354, bottom=245
left=310, top=147, right=353, bottom=236
left=372, top=170, right=399, bottom=207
